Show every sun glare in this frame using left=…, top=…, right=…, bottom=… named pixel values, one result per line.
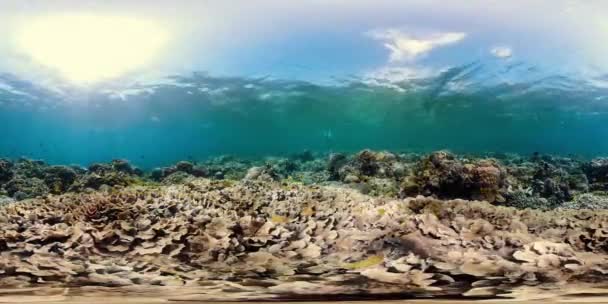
left=15, top=14, right=169, bottom=84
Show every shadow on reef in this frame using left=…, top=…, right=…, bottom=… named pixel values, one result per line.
left=1, top=149, right=608, bottom=210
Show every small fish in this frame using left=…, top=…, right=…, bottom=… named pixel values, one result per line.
left=344, top=255, right=384, bottom=270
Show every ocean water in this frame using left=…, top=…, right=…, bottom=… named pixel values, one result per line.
left=2, top=62, right=608, bottom=169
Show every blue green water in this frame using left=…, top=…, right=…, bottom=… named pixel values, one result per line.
left=1, top=63, right=608, bottom=169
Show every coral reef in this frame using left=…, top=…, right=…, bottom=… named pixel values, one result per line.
left=405, top=151, right=507, bottom=203
left=560, top=193, right=608, bottom=210
left=0, top=158, right=144, bottom=199
left=1, top=150, right=608, bottom=212
left=329, top=150, right=406, bottom=182
left=151, top=161, right=208, bottom=182
left=161, top=171, right=195, bottom=185
left=244, top=165, right=279, bottom=182
left=0, top=196, right=13, bottom=205
left=2, top=150, right=608, bottom=299
left=44, top=165, right=78, bottom=194
left=68, top=159, right=146, bottom=192
left=12, top=158, right=46, bottom=179
left=1, top=178, right=608, bottom=299
left=0, top=159, right=13, bottom=183
left=202, top=156, right=251, bottom=180
left=3, top=176, right=49, bottom=200
left=583, top=158, right=608, bottom=191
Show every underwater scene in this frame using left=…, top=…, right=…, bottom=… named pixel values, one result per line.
left=2, top=1, right=608, bottom=303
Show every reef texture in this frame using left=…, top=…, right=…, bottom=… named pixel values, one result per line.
left=3, top=150, right=608, bottom=211
left=1, top=178, right=608, bottom=300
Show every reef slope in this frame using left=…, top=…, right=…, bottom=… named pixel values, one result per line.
left=1, top=178, right=608, bottom=300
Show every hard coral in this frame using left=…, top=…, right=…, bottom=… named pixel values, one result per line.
left=69, top=160, right=141, bottom=192
left=12, top=158, right=46, bottom=178
left=583, top=158, right=608, bottom=190
left=0, top=159, right=13, bottom=183
left=0, top=178, right=607, bottom=299
left=4, top=176, right=49, bottom=200
left=44, top=165, right=77, bottom=194
left=161, top=171, right=195, bottom=185
left=328, top=150, right=406, bottom=183
left=408, top=151, right=507, bottom=203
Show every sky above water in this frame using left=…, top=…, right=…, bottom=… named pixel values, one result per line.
left=0, top=0, right=607, bottom=87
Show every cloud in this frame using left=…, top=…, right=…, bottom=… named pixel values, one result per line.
left=490, top=46, right=513, bottom=58
left=367, top=29, right=466, bottom=62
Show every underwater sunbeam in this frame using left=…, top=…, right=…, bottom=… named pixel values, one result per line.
left=15, top=14, right=169, bottom=84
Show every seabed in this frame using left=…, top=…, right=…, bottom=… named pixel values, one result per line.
left=2, top=150, right=608, bottom=303
left=3, top=285, right=608, bottom=303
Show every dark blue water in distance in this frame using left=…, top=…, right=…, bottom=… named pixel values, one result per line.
left=1, top=63, right=608, bottom=169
